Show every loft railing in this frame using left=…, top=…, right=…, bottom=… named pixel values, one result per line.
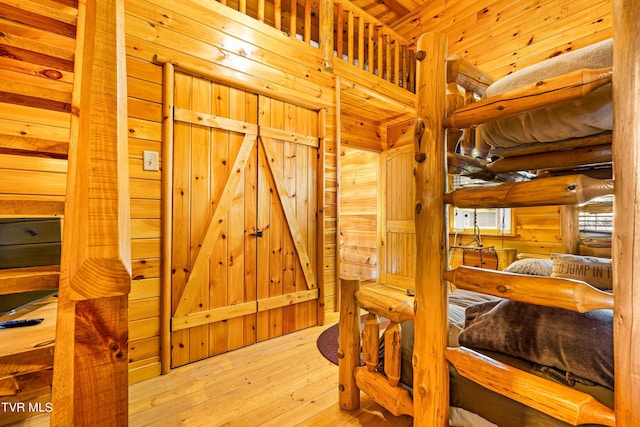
left=217, top=0, right=416, bottom=92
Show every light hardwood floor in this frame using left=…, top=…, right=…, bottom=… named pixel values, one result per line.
left=7, top=324, right=412, bottom=426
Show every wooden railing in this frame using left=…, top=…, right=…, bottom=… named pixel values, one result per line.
left=216, top=0, right=416, bottom=92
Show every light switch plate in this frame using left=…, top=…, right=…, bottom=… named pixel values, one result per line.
left=143, top=150, right=159, bottom=171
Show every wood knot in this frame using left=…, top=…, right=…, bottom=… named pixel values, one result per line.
left=40, top=69, right=63, bottom=80
left=416, top=51, right=427, bottom=61
left=496, top=285, right=507, bottom=293
left=415, top=152, right=426, bottom=163
left=415, top=202, right=422, bottom=214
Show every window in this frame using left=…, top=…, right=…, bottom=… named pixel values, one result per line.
left=453, top=207, right=512, bottom=233
left=579, top=195, right=613, bottom=234
left=449, top=176, right=513, bottom=235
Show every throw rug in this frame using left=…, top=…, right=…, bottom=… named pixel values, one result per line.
left=316, top=315, right=389, bottom=365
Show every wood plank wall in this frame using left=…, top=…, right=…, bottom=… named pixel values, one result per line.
left=392, top=0, right=613, bottom=79
left=339, top=147, right=379, bottom=281
left=0, top=0, right=74, bottom=206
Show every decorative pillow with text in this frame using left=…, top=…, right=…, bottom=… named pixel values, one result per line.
left=550, top=253, right=612, bottom=290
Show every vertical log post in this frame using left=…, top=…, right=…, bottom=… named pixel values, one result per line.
left=52, top=0, right=131, bottom=425
left=336, top=4, right=344, bottom=59
left=612, top=0, right=640, bottom=425
left=319, top=0, right=333, bottom=70
left=560, top=205, right=580, bottom=254
left=413, top=32, right=449, bottom=426
left=161, top=63, right=175, bottom=374
left=338, top=277, right=361, bottom=410
left=289, top=0, right=296, bottom=37
left=304, top=0, right=311, bottom=42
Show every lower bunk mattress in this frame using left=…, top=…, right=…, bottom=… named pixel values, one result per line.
left=379, top=288, right=614, bottom=427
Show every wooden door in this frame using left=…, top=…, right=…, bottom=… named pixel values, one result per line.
left=170, top=74, right=319, bottom=368
left=380, top=145, right=416, bottom=290
left=255, top=96, right=319, bottom=341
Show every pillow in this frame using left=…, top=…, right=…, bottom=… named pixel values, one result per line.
left=503, top=258, right=554, bottom=276
left=480, top=38, right=613, bottom=149
left=459, top=299, right=613, bottom=389
left=550, top=253, right=612, bottom=290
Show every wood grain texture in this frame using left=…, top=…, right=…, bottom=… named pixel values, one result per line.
left=413, top=31, right=449, bottom=426
left=51, top=0, right=130, bottom=425
left=444, top=265, right=614, bottom=312
left=612, top=0, right=640, bottom=424
left=447, top=347, right=615, bottom=426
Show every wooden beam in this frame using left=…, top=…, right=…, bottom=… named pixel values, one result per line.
left=337, top=277, right=360, bottom=410
left=446, top=54, right=495, bottom=97
left=444, top=67, right=613, bottom=129
left=160, top=62, right=174, bottom=375
left=444, top=266, right=613, bottom=313
left=51, top=0, right=131, bottom=424
left=153, top=54, right=329, bottom=110
left=257, top=289, right=319, bottom=311
left=316, top=107, right=326, bottom=325
left=612, top=0, right=640, bottom=424
left=413, top=32, right=449, bottom=426
left=354, top=286, right=413, bottom=323
left=319, top=0, right=333, bottom=70
left=444, top=174, right=613, bottom=208
left=354, top=368, right=413, bottom=417
left=560, top=205, right=581, bottom=254
left=447, top=347, right=615, bottom=426
left=0, top=265, right=59, bottom=294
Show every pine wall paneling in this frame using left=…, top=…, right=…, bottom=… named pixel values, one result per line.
left=392, top=0, right=613, bottom=79
left=339, top=147, right=379, bottom=281
left=0, top=1, right=76, bottom=423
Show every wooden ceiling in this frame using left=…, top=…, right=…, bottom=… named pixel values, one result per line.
left=345, top=0, right=422, bottom=28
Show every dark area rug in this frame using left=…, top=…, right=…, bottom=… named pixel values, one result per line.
left=316, top=315, right=389, bottom=365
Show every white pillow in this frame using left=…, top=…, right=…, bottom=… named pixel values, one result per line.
left=503, top=258, right=554, bottom=276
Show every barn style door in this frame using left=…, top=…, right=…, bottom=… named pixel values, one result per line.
left=169, top=73, right=319, bottom=368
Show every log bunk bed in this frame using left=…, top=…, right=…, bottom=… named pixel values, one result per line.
left=337, top=2, right=640, bottom=425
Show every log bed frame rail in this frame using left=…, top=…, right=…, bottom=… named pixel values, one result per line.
left=339, top=3, right=640, bottom=423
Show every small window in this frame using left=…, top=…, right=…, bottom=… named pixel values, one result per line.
left=449, top=176, right=513, bottom=235
left=453, top=207, right=512, bottom=233
left=579, top=195, right=613, bottom=234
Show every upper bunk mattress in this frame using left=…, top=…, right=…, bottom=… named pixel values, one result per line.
left=480, top=38, right=612, bottom=149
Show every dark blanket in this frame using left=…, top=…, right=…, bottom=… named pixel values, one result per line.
left=459, top=299, right=614, bottom=389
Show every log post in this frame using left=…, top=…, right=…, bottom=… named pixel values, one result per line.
left=414, top=32, right=449, bottom=426
left=560, top=205, right=580, bottom=254
left=612, top=0, right=640, bottom=424
left=51, top=0, right=131, bottom=425
left=338, top=277, right=361, bottom=410
left=319, top=0, right=334, bottom=70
